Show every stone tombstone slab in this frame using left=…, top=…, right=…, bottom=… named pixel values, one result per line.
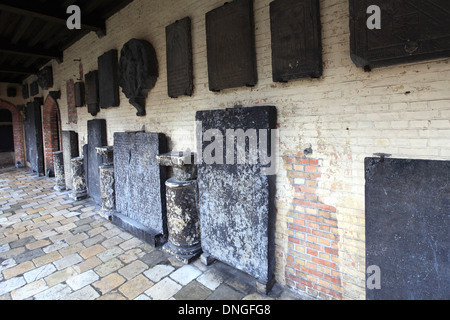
left=85, top=70, right=100, bottom=116
left=22, top=83, right=29, bottom=99
left=98, top=49, right=120, bottom=109
left=196, top=105, right=277, bottom=291
left=61, top=131, right=79, bottom=190
left=166, top=17, right=193, bottom=98
left=85, top=119, right=107, bottom=205
left=24, top=99, right=44, bottom=176
left=30, top=81, right=39, bottom=96
left=270, top=0, right=323, bottom=82
left=365, top=158, right=450, bottom=300
left=119, top=39, right=158, bottom=117
left=74, top=82, right=85, bottom=107
left=113, top=132, right=168, bottom=246
left=37, top=66, right=53, bottom=90
left=205, top=0, right=257, bottom=92
left=350, top=1, right=450, bottom=69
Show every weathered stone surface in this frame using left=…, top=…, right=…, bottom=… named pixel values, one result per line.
left=30, top=81, right=39, bottom=96
left=74, top=82, right=85, bottom=107
left=24, top=99, right=44, bottom=176
left=365, top=158, right=450, bottom=300
left=53, top=151, right=65, bottom=191
left=85, top=71, right=100, bottom=116
left=157, top=152, right=196, bottom=181
left=37, top=66, right=53, bottom=90
left=98, top=49, right=119, bottom=109
left=97, top=146, right=115, bottom=215
left=118, top=39, right=158, bottom=116
left=166, top=17, right=193, bottom=98
left=70, top=156, right=87, bottom=201
left=61, top=131, right=79, bottom=190
left=196, top=105, right=277, bottom=291
left=350, top=1, right=450, bottom=69
left=113, top=132, right=167, bottom=246
left=206, top=0, right=257, bottom=91
left=85, top=119, right=107, bottom=205
left=270, top=0, right=323, bottom=81
left=22, top=83, right=29, bottom=99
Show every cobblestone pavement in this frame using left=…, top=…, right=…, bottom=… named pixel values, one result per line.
left=0, top=167, right=307, bottom=301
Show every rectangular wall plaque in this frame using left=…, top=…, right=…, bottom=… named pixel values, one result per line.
left=350, top=1, right=450, bottom=69
left=196, top=105, right=277, bottom=291
left=365, top=158, right=450, bottom=299
left=74, top=82, right=85, bottom=107
left=85, top=70, right=100, bottom=116
left=24, top=100, right=44, bottom=176
left=270, top=0, right=322, bottom=82
left=30, top=81, right=39, bottom=96
left=98, top=49, right=120, bottom=108
left=166, top=17, right=193, bottom=98
left=206, top=0, right=257, bottom=91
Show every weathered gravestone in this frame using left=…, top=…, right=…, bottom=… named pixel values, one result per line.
left=365, top=158, right=450, bottom=300
left=61, top=131, right=79, bottom=190
left=166, top=17, right=193, bottom=98
left=85, top=71, right=100, bottom=116
left=98, top=49, right=120, bottom=109
left=24, top=99, right=44, bottom=176
left=196, top=105, right=277, bottom=293
left=205, top=0, right=257, bottom=91
left=118, top=39, right=158, bottom=116
left=30, top=81, right=39, bottom=97
left=113, top=132, right=168, bottom=247
left=37, top=66, right=53, bottom=90
left=84, top=119, right=107, bottom=205
left=270, top=0, right=323, bottom=82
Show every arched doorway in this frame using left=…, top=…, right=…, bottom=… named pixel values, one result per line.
left=0, top=99, right=25, bottom=167
left=42, top=94, right=62, bottom=176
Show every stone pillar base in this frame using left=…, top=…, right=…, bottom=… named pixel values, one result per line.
left=162, top=241, right=202, bottom=264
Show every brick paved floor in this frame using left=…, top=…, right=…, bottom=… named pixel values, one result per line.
left=0, top=167, right=308, bottom=300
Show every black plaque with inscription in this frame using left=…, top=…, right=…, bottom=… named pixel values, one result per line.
left=350, top=0, right=450, bottom=69
left=30, top=81, right=39, bottom=97
left=206, top=0, right=257, bottom=92
left=74, top=82, right=85, bottom=107
left=270, top=0, right=322, bottom=82
left=98, top=49, right=120, bottom=109
left=166, top=17, right=193, bottom=98
left=85, top=71, right=100, bottom=116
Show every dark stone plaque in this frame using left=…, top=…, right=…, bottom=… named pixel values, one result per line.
left=7, top=87, right=16, bottom=97
left=365, top=158, right=450, bottom=300
left=270, top=0, right=322, bottom=81
left=22, top=84, right=29, bottom=99
left=166, top=17, right=193, bottom=98
left=61, top=131, right=79, bottom=190
left=196, top=105, right=277, bottom=292
left=24, top=99, right=44, bottom=176
left=85, top=119, right=107, bottom=205
left=85, top=71, right=100, bottom=116
left=113, top=132, right=168, bottom=247
left=206, top=0, right=257, bottom=92
left=37, top=66, right=53, bottom=90
left=350, top=1, right=450, bottom=69
left=30, top=81, right=39, bottom=96
left=98, top=49, right=120, bottom=109
left=74, top=82, right=85, bottom=107
left=118, top=39, right=158, bottom=116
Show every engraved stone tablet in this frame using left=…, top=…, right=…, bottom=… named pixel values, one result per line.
left=196, top=105, right=277, bottom=291
left=365, top=158, right=450, bottom=300
left=24, top=99, right=44, bottom=176
left=62, top=131, right=79, bottom=190
left=74, top=82, right=85, bottom=107
left=350, top=0, right=450, bottom=69
left=30, top=81, right=39, bottom=97
left=37, top=66, right=53, bottom=90
left=270, top=0, right=322, bottom=81
left=98, top=49, right=120, bottom=108
left=206, top=0, right=257, bottom=91
left=85, top=119, right=107, bottom=205
left=166, top=17, right=193, bottom=98
left=85, top=71, right=100, bottom=116
left=113, top=132, right=168, bottom=246
left=119, top=39, right=158, bottom=116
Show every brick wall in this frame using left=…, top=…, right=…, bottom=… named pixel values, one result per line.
left=20, top=0, right=450, bottom=300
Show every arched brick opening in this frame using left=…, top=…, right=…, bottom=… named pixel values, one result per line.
left=42, top=94, right=62, bottom=175
left=0, top=99, right=25, bottom=167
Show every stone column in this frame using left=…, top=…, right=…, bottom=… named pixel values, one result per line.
left=53, top=151, right=66, bottom=191
left=96, top=146, right=115, bottom=218
left=157, top=152, right=201, bottom=263
left=70, top=156, right=88, bottom=200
